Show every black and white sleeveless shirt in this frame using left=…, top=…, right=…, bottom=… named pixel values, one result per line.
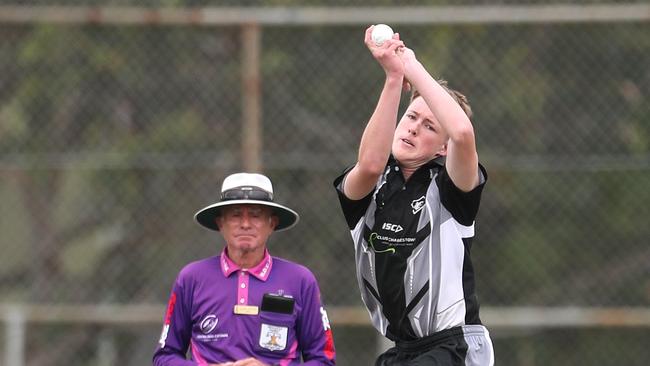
left=334, top=156, right=488, bottom=341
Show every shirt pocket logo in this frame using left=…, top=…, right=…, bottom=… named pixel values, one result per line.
left=259, top=323, right=288, bottom=351
left=199, top=314, right=218, bottom=334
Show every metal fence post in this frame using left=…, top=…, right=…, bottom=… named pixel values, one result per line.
left=97, top=328, right=117, bottom=366
left=5, top=305, right=25, bottom=366
left=241, top=22, right=262, bottom=172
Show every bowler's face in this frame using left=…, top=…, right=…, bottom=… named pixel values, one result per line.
left=392, top=96, right=449, bottom=167
left=216, top=204, right=278, bottom=255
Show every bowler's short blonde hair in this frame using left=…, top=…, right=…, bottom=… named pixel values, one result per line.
left=410, top=80, right=473, bottom=119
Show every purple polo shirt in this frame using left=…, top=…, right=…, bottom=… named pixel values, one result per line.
left=153, top=248, right=336, bottom=366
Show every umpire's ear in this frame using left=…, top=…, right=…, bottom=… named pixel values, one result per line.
left=269, top=215, right=279, bottom=230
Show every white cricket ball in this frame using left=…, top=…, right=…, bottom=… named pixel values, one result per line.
left=371, top=24, right=394, bottom=46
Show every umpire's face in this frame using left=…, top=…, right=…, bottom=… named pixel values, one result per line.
left=216, top=204, right=279, bottom=258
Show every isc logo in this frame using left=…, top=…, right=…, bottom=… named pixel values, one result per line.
left=382, top=222, right=403, bottom=233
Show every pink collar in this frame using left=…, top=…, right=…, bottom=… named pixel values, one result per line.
left=220, top=248, right=273, bottom=281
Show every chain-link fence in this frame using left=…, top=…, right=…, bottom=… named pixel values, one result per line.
left=1, top=1, right=649, bottom=365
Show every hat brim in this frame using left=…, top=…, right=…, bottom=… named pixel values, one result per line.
left=194, top=200, right=299, bottom=232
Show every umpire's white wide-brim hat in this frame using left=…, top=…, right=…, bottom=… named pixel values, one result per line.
left=194, top=173, right=299, bottom=232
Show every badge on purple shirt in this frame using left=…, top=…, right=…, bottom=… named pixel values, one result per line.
left=259, top=323, right=288, bottom=351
